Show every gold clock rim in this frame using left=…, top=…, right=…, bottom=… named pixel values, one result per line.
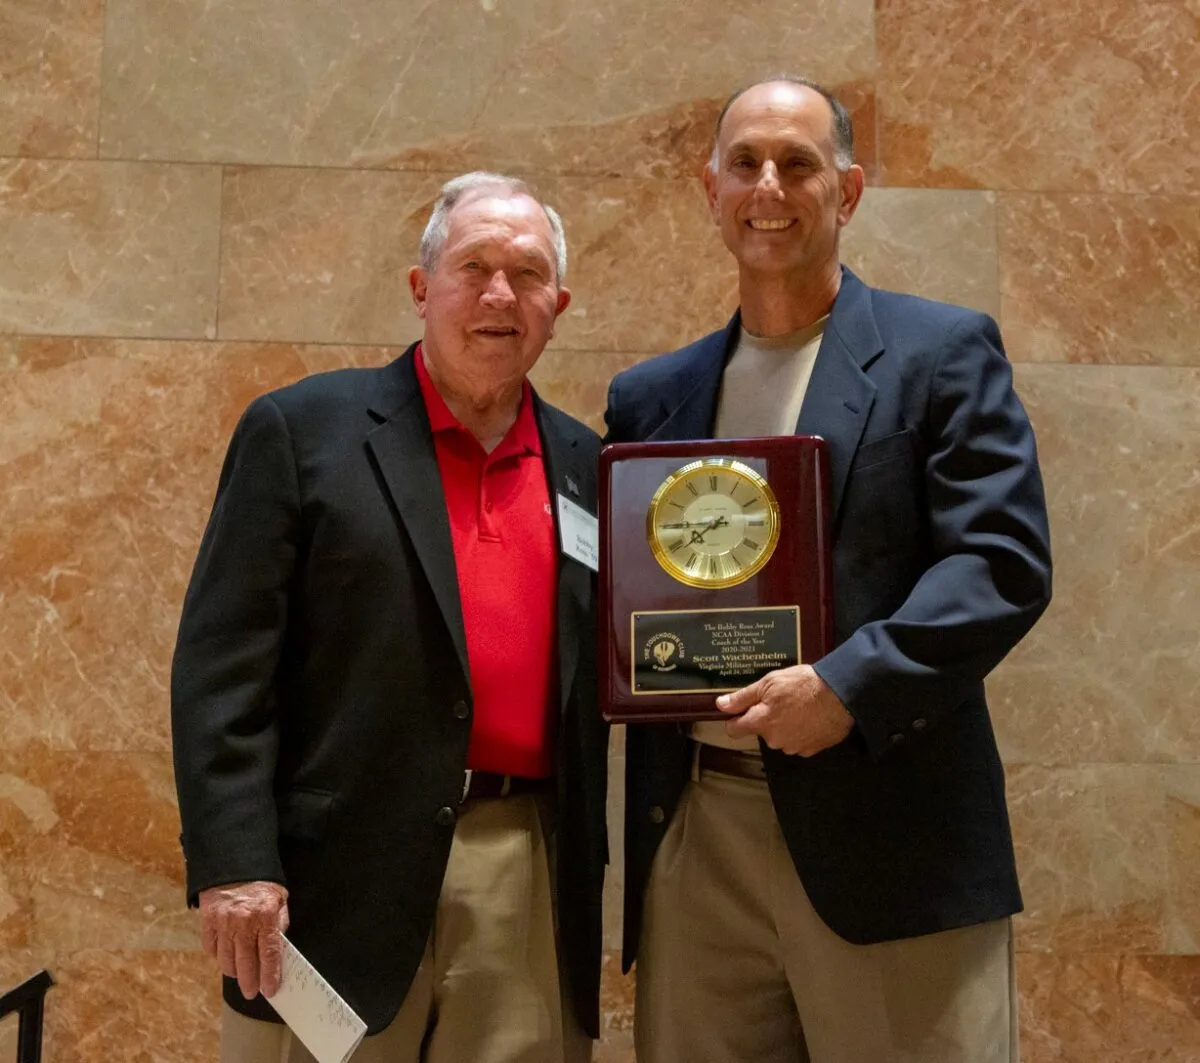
left=645, top=457, right=782, bottom=589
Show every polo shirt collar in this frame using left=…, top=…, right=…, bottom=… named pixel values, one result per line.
left=414, top=342, right=542, bottom=457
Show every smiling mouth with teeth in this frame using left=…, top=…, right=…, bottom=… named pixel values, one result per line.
left=476, top=326, right=519, bottom=336
left=747, top=219, right=797, bottom=231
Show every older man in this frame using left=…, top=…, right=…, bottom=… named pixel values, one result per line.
left=605, top=77, right=1052, bottom=1062
left=172, top=172, right=606, bottom=1063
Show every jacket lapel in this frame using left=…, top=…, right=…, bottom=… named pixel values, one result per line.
left=536, top=399, right=592, bottom=714
left=365, top=345, right=470, bottom=683
left=647, top=318, right=739, bottom=441
left=795, top=269, right=882, bottom=523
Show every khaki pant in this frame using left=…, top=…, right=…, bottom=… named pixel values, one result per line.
left=636, top=766, right=1017, bottom=1063
left=221, top=794, right=592, bottom=1063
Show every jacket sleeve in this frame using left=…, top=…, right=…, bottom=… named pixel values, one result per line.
left=170, top=393, right=300, bottom=903
left=602, top=376, right=625, bottom=444
left=813, top=313, right=1053, bottom=758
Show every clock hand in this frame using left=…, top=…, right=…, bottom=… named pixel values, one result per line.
left=688, top=516, right=731, bottom=546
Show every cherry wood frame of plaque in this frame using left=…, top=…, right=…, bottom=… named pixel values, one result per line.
left=599, top=436, right=834, bottom=723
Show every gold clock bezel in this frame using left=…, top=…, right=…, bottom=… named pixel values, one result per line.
left=645, top=457, right=782, bottom=589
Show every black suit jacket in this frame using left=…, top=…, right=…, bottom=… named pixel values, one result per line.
left=605, top=268, right=1052, bottom=968
left=171, top=344, right=608, bottom=1036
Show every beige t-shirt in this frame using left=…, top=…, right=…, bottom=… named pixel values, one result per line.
left=692, top=315, right=828, bottom=750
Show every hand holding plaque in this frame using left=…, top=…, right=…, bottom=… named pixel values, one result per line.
left=599, top=437, right=833, bottom=723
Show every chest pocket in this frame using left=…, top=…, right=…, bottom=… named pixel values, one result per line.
left=849, top=428, right=916, bottom=474
left=842, top=429, right=922, bottom=557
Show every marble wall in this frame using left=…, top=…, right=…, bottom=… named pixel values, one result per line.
left=1, top=0, right=1197, bottom=1059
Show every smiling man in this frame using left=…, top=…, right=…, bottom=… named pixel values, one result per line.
left=604, top=77, right=1052, bottom=1062
left=172, top=173, right=606, bottom=1063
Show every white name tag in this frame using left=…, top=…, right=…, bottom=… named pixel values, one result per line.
left=557, top=493, right=599, bottom=572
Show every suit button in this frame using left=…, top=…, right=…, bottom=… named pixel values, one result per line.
left=435, top=806, right=457, bottom=827
left=452, top=700, right=469, bottom=720
left=912, top=718, right=928, bottom=731
left=649, top=806, right=665, bottom=825
left=888, top=732, right=906, bottom=747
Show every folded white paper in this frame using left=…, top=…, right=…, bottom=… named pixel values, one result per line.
left=266, top=935, right=367, bottom=1063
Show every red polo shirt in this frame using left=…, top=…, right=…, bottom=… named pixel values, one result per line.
left=415, top=347, right=558, bottom=778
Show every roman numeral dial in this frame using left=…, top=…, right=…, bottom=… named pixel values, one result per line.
left=646, top=457, right=781, bottom=588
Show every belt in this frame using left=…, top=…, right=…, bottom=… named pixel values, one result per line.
left=695, top=743, right=768, bottom=782
left=460, top=770, right=555, bottom=803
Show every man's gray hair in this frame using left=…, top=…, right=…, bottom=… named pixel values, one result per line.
left=418, top=172, right=568, bottom=283
left=709, top=75, right=855, bottom=173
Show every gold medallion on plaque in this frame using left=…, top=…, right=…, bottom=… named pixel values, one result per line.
left=646, top=458, right=782, bottom=589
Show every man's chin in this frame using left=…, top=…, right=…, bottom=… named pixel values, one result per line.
left=734, top=249, right=808, bottom=276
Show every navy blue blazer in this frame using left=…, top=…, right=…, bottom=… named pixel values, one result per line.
left=605, top=268, right=1052, bottom=965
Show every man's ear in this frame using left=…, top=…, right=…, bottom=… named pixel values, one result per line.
left=545, top=287, right=572, bottom=341
left=837, top=165, right=866, bottom=228
left=409, top=266, right=428, bottom=319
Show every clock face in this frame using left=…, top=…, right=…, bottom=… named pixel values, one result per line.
left=646, top=458, right=781, bottom=588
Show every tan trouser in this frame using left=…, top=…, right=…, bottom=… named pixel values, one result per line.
left=635, top=765, right=1017, bottom=1063
left=221, top=794, right=592, bottom=1063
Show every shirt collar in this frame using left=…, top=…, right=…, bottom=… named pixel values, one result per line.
left=414, top=343, right=542, bottom=457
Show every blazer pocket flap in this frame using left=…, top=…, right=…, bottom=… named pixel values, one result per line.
left=277, top=788, right=335, bottom=842
left=850, top=428, right=916, bottom=473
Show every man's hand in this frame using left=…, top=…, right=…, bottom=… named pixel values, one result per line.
left=199, top=880, right=290, bottom=999
left=717, top=665, right=855, bottom=756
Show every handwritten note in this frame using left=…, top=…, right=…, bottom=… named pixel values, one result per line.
left=267, top=935, right=367, bottom=1063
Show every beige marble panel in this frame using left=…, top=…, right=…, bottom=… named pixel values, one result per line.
left=0, top=1014, right=15, bottom=1060
left=217, top=167, right=444, bottom=345
left=999, top=194, right=1200, bottom=365
left=217, top=168, right=737, bottom=351
left=100, top=0, right=875, bottom=175
left=0, top=0, right=105, bottom=158
left=877, top=0, right=1200, bottom=192
left=843, top=188, right=999, bottom=318
left=543, top=177, right=735, bottom=353
left=990, top=366, right=1200, bottom=764
left=530, top=351, right=647, bottom=434
left=0, top=748, right=193, bottom=953
left=1019, top=954, right=1200, bottom=1062
left=393, top=85, right=880, bottom=187
left=598, top=949, right=635, bottom=1062
left=16, top=950, right=219, bottom=1063
left=0, top=161, right=222, bottom=338
left=0, top=339, right=394, bottom=752
left=1166, top=768, right=1200, bottom=954
left=0, top=953, right=44, bottom=1059
left=26, top=841, right=198, bottom=953
left=1008, top=765, right=1168, bottom=953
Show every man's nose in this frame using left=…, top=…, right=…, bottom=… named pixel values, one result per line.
left=755, top=161, right=783, bottom=196
left=480, top=271, right=517, bottom=307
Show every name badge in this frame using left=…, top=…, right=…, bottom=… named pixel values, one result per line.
left=557, top=493, right=599, bottom=572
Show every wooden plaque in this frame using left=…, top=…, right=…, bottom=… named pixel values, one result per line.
left=599, top=437, right=833, bottom=723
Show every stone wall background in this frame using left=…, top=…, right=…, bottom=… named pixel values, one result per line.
left=2, top=1, right=1198, bottom=1058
